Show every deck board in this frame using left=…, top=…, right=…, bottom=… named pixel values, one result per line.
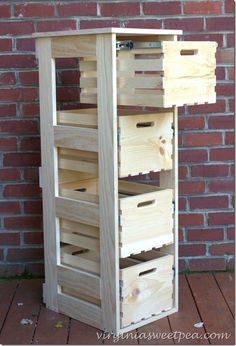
left=214, top=272, right=235, bottom=317
left=0, top=280, right=18, bottom=331
left=68, top=319, right=103, bottom=345
left=137, top=318, right=174, bottom=344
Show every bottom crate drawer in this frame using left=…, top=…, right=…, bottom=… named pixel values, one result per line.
left=120, top=251, right=174, bottom=327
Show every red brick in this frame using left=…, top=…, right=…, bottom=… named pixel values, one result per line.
left=0, top=201, right=20, bottom=214
left=206, top=17, right=234, bottom=31
left=0, top=4, right=10, bottom=17
left=0, top=88, right=38, bottom=102
left=187, top=99, right=226, bottom=114
left=6, top=248, right=44, bottom=261
left=187, top=228, right=224, bottom=241
left=0, top=104, right=16, bottom=117
left=209, top=243, right=234, bottom=256
left=19, top=71, right=39, bottom=85
left=179, top=213, right=204, bottom=227
left=179, top=197, right=187, bottom=210
left=179, top=149, right=207, bottom=163
left=4, top=216, right=42, bottom=230
left=36, top=20, right=76, bottom=33
left=0, top=54, right=36, bottom=68
left=216, top=83, right=234, bottom=96
left=227, top=227, right=234, bottom=240
left=124, top=19, right=162, bottom=29
left=227, top=33, right=234, bottom=47
left=0, top=250, right=3, bottom=261
left=230, top=164, right=234, bottom=177
left=225, top=0, right=234, bottom=13
left=0, top=168, right=20, bottom=181
left=56, top=58, right=79, bottom=69
left=184, top=132, right=222, bottom=147
left=184, top=1, right=222, bottom=14
left=16, top=38, right=35, bottom=52
left=0, top=72, right=16, bottom=85
left=58, top=70, right=80, bottom=85
left=23, top=232, right=43, bottom=244
left=226, top=258, right=234, bottom=270
left=100, top=2, right=140, bottom=16
left=21, top=103, right=40, bottom=117
left=191, top=164, right=228, bottom=177
left=143, top=1, right=181, bottom=15
left=23, top=168, right=39, bottom=182
left=228, top=67, right=234, bottom=80
left=190, top=195, right=228, bottom=210
left=0, top=120, right=38, bottom=134
left=0, top=264, right=25, bottom=276
left=179, top=244, right=206, bottom=257
left=26, top=263, right=44, bottom=276
left=179, top=259, right=187, bottom=272
left=208, top=115, right=234, bottom=129
left=0, top=38, right=12, bottom=51
left=24, top=200, right=42, bottom=214
left=4, top=184, right=41, bottom=198
left=20, top=137, right=40, bottom=151
left=210, top=148, right=234, bottom=161
left=189, top=258, right=225, bottom=271
left=184, top=33, right=224, bottom=48
left=3, top=153, right=40, bottom=167
left=0, top=21, right=34, bottom=35
left=0, top=233, right=20, bottom=245
left=164, top=18, right=204, bottom=32
left=0, top=138, right=17, bottom=151
left=14, top=3, right=55, bottom=17
left=58, top=2, right=96, bottom=16
left=225, top=132, right=234, bottom=145
left=229, top=99, right=234, bottom=112
left=216, top=66, right=225, bottom=80
left=179, top=181, right=205, bottom=194
left=179, top=229, right=184, bottom=241
left=208, top=179, right=234, bottom=193
left=179, top=166, right=188, bottom=179
left=57, top=87, right=80, bottom=102
left=178, top=116, right=205, bottom=130
left=80, top=20, right=120, bottom=29
left=216, top=49, right=234, bottom=65
left=208, top=212, right=234, bottom=225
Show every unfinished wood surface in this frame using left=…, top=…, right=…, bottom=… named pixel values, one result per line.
left=61, top=219, right=99, bottom=239
left=37, top=38, right=59, bottom=312
left=58, top=148, right=98, bottom=175
left=58, top=293, right=102, bottom=329
left=118, top=111, right=173, bottom=176
left=59, top=178, right=99, bottom=204
left=96, top=33, right=120, bottom=332
left=57, top=109, right=97, bottom=127
left=59, top=169, right=96, bottom=184
left=54, top=125, right=98, bottom=152
left=51, top=35, right=96, bottom=58
left=120, top=254, right=174, bottom=327
left=57, top=265, right=100, bottom=300
left=214, top=272, right=235, bottom=316
left=0, top=280, right=18, bottom=330
left=60, top=227, right=99, bottom=251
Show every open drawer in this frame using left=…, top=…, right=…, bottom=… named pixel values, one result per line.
left=56, top=108, right=173, bottom=177
left=80, top=41, right=217, bottom=107
left=120, top=250, right=174, bottom=327
left=59, top=178, right=174, bottom=257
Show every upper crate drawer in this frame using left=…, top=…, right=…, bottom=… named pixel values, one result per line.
left=80, top=41, right=217, bottom=108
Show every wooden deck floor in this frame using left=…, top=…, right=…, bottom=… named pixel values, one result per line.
left=0, top=273, right=234, bottom=345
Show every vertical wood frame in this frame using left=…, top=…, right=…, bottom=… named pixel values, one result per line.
left=37, top=38, right=59, bottom=312
left=96, top=34, right=120, bottom=332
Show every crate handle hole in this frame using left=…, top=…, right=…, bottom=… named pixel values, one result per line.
left=180, top=49, right=198, bottom=56
left=74, top=188, right=87, bottom=192
left=136, top=121, right=154, bottom=128
left=139, top=268, right=157, bottom=276
left=137, top=200, right=155, bottom=208
left=72, top=249, right=89, bottom=256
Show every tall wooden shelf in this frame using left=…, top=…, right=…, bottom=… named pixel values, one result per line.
left=34, top=28, right=217, bottom=334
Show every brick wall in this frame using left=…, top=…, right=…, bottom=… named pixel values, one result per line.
left=0, top=0, right=234, bottom=276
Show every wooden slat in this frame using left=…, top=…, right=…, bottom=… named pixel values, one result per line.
left=54, top=125, right=98, bottom=152
left=61, top=249, right=100, bottom=275
left=58, top=293, right=102, bottom=329
left=80, top=60, right=96, bottom=71
left=61, top=218, right=99, bottom=239
left=187, top=273, right=234, bottom=345
left=59, top=157, right=98, bottom=174
left=57, top=109, right=97, bottom=127
left=97, top=33, right=120, bottom=332
left=37, top=37, right=59, bottom=311
left=51, top=35, right=96, bottom=58
left=118, top=58, right=163, bottom=72
left=59, top=169, right=96, bottom=184
left=55, top=196, right=99, bottom=227
left=214, top=272, right=235, bottom=316
left=0, top=280, right=18, bottom=330
left=68, top=319, right=103, bottom=345
left=57, top=265, right=100, bottom=299
left=61, top=228, right=99, bottom=251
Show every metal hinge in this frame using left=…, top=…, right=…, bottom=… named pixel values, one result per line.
left=116, top=40, right=162, bottom=51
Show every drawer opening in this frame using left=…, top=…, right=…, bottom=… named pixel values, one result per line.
left=139, top=267, right=157, bottom=276
left=136, top=121, right=154, bottom=128
left=137, top=199, right=155, bottom=208
left=180, top=49, right=198, bottom=56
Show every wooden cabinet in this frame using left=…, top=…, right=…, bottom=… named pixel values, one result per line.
left=34, top=27, right=216, bottom=334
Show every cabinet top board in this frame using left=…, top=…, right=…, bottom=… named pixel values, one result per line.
left=33, top=27, right=182, bottom=38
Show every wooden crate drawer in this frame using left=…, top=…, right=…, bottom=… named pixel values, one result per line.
left=80, top=41, right=217, bottom=107
left=58, top=177, right=174, bottom=257
left=120, top=250, right=174, bottom=327
left=56, top=108, right=173, bottom=177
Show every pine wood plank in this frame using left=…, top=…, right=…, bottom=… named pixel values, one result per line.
left=138, top=318, right=174, bottom=345
left=0, top=280, right=18, bottom=330
left=214, top=272, right=235, bottom=316
left=187, top=273, right=235, bottom=345
left=32, top=305, right=69, bottom=345
left=51, top=35, right=96, bottom=58
left=68, top=319, right=103, bottom=345
left=0, top=279, right=42, bottom=345
left=168, top=275, right=208, bottom=344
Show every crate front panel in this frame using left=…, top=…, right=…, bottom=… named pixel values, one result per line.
left=120, top=252, right=174, bottom=327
